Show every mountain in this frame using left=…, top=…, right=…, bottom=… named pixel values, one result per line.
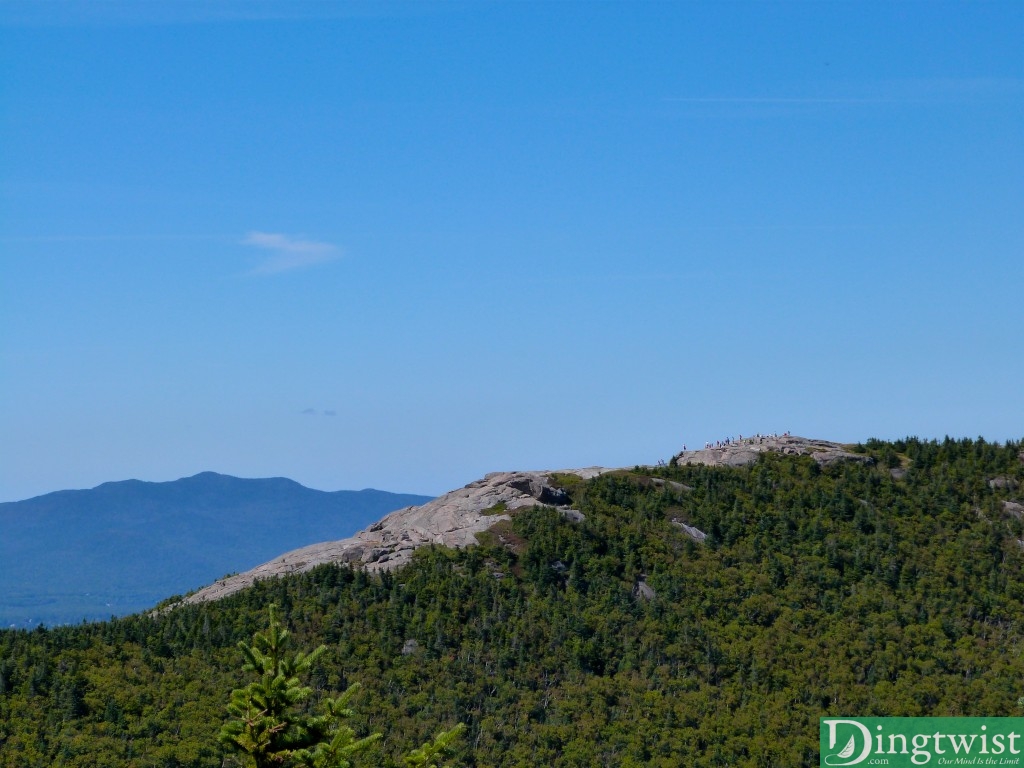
left=182, top=466, right=613, bottom=604
left=181, top=435, right=871, bottom=605
left=0, top=436, right=1022, bottom=767
left=0, top=472, right=432, bottom=627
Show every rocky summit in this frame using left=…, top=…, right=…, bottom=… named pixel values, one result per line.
left=183, top=467, right=610, bottom=604
left=184, top=436, right=873, bottom=605
left=673, top=434, right=872, bottom=469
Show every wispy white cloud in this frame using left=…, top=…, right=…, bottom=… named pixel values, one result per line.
left=243, top=231, right=340, bottom=275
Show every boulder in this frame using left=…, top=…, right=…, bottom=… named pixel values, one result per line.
left=1003, top=500, right=1024, bottom=519
left=989, top=476, right=1020, bottom=491
left=401, top=638, right=419, bottom=656
left=633, top=580, right=656, bottom=601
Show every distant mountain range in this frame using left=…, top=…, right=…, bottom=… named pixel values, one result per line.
left=0, top=472, right=432, bottom=627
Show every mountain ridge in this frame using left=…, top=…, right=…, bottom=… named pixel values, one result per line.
left=183, top=435, right=871, bottom=605
left=6, top=471, right=413, bottom=506
left=0, top=473, right=432, bottom=627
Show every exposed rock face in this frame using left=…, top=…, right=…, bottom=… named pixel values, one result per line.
left=651, top=478, right=692, bottom=493
left=633, top=579, right=656, bottom=601
left=559, top=508, right=586, bottom=523
left=674, top=435, right=872, bottom=469
left=989, top=476, right=1020, bottom=491
left=1003, top=500, right=1024, bottom=519
left=183, top=467, right=610, bottom=605
left=671, top=518, right=707, bottom=543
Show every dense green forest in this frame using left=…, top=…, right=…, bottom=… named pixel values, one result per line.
left=1, top=437, right=1023, bottom=767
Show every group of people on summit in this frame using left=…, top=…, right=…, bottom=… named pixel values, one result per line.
left=660, top=432, right=793, bottom=465
left=702, top=431, right=790, bottom=450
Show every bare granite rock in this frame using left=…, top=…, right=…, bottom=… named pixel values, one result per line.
left=650, top=478, right=692, bottom=493
left=633, top=579, right=656, bottom=601
left=671, top=518, right=707, bottom=543
left=182, top=467, right=611, bottom=605
left=401, top=638, right=420, bottom=656
left=560, top=508, right=586, bottom=523
left=1003, top=500, right=1024, bottom=519
left=674, top=435, right=872, bottom=469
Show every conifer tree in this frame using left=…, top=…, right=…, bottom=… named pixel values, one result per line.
left=221, top=604, right=465, bottom=768
left=219, top=604, right=381, bottom=768
left=403, top=723, right=467, bottom=768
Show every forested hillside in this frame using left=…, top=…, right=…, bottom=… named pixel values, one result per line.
left=1, top=437, right=1022, bottom=767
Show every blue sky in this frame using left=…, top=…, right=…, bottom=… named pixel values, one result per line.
left=1, top=1, right=1021, bottom=502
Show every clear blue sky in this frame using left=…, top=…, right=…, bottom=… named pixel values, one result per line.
left=1, top=1, right=1021, bottom=502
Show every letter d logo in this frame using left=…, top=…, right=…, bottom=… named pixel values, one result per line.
left=822, top=719, right=873, bottom=766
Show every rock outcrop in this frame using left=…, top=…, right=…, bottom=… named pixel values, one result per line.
left=1003, top=500, right=1024, bottom=519
left=180, top=435, right=876, bottom=607
left=183, top=467, right=610, bottom=604
left=632, top=579, right=656, bottom=601
left=671, top=518, right=707, bottom=542
left=674, top=435, right=872, bottom=469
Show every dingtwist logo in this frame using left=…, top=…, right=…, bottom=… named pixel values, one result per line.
left=819, top=717, right=1024, bottom=767
left=822, top=720, right=873, bottom=766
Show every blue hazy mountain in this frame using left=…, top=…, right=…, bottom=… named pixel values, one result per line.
left=0, top=472, right=432, bottom=627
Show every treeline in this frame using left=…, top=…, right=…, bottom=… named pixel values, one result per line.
left=1, top=437, right=1022, bottom=767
